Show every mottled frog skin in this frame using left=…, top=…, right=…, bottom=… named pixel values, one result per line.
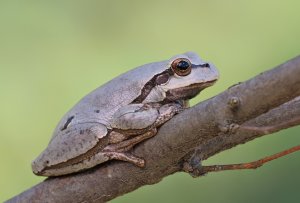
left=32, top=52, right=219, bottom=176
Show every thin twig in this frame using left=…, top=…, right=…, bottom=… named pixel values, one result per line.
left=198, top=144, right=300, bottom=175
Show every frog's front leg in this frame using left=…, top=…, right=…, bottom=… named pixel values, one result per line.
left=108, top=103, right=160, bottom=144
left=111, top=102, right=183, bottom=134
left=111, top=103, right=160, bottom=133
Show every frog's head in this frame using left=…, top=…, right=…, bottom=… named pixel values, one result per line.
left=137, top=52, right=219, bottom=103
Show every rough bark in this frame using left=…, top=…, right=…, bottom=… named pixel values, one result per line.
left=6, top=56, right=300, bottom=203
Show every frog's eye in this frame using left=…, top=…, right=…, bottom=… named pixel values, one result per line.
left=171, top=58, right=192, bottom=76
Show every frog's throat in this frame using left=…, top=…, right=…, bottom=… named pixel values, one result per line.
left=164, top=79, right=217, bottom=101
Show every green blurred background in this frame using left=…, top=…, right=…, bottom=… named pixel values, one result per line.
left=1, top=1, right=300, bottom=202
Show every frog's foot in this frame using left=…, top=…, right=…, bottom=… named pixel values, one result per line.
left=103, top=152, right=145, bottom=167
left=104, top=128, right=157, bottom=153
left=153, top=102, right=184, bottom=127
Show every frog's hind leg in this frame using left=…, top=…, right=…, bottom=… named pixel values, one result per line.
left=104, top=128, right=157, bottom=152
left=103, top=129, right=154, bottom=167
left=103, top=152, right=145, bottom=167
left=101, top=129, right=157, bottom=167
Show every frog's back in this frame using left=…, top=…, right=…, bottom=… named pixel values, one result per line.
left=55, top=60, right=168, bottom=130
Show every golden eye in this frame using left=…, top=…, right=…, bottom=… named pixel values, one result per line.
left=171, top=58, right=192, bottom=76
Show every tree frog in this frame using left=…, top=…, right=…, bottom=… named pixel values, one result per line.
left=32, top=52, right=219, bottom=176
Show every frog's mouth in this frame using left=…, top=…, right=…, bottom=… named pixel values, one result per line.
left=164, top=79, right=217, bottom=101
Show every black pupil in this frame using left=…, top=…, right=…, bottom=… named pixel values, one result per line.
left=177, top=61, right=190, bottom=71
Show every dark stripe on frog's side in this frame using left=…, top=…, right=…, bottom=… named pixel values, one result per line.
left=131, top=68, right=173, bottom=104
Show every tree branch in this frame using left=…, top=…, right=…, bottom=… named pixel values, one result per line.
left=6, top=56, right=300, bottom=203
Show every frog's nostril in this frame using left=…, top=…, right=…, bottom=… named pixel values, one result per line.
left=199, top=63, right=210, bottom=68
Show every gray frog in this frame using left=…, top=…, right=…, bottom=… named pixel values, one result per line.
left=32, top=52, right=219, bottom=176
